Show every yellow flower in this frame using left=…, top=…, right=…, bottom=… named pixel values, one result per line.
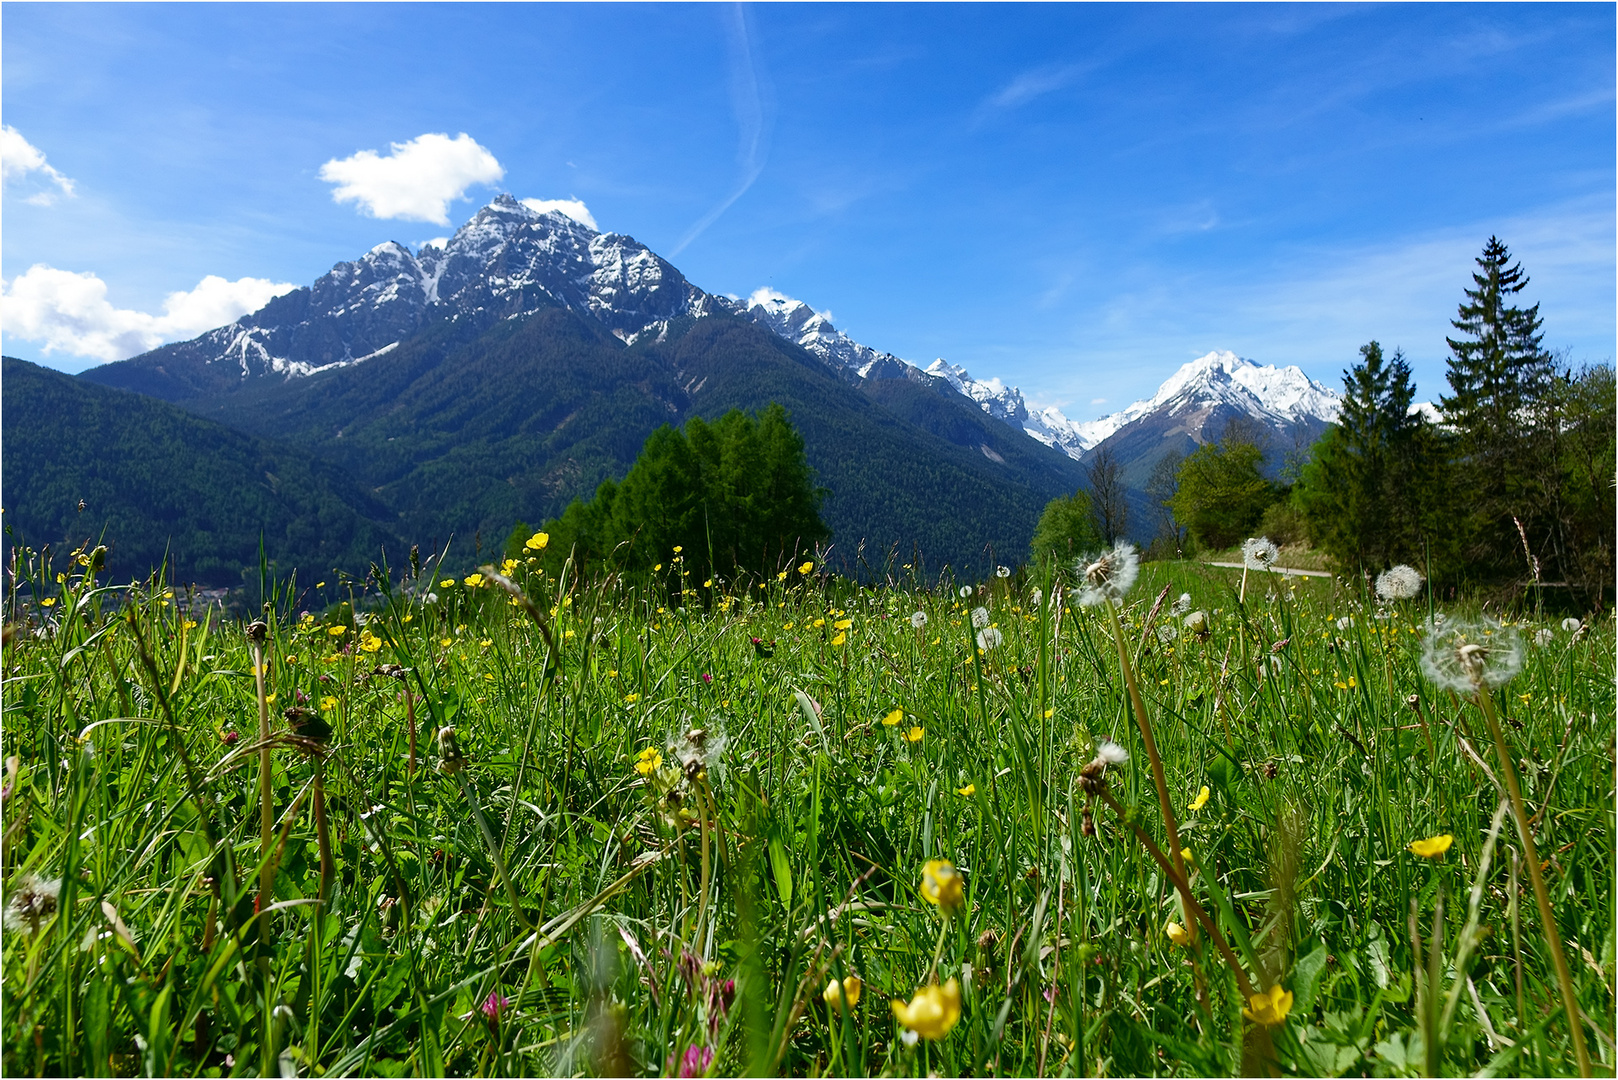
left=1165, top=920, right=1190, bottom=946
left=320, top=695, right=338, bottom=712
left=957, top=784, right=976, bottom=797
left=1242, top=985, right=1293, bottom=1026
left=39, top=598, right=55, bottom=608
left=834, top=618, right=852, bottom=630
left=890, top=979, right=961, bottom=1040
left=1044, top=708, right=1054, bottom=719
left=524, top=531, right=549, bottom=551
left=1408, top=833, right=1453, bottom=858
left=813, top=617, right=826, bottom=628
left=823, top=975, right=862, bottom=1011
left=265, top=693, right=277, bottom=705
left=798, top=560, right=814, bottom=575
left=672, top=545, right=683, bottom=554
left=904, top=726, right=924, bottom=744
left=882, top=709, right=903, bottom=727
left=634, top=747, right=663, bottom=776
left=441, top=579, right=455, bottom=588
left=501, top=558, right=519, bottom=574
left=624, top=693, right=640, bottom=704
left=327, top=625, right=347, bottom=637
left=830, top=632, right=847, bottom=646
left=919, top=859, right=964, bottom=912
left=439, top=637, right=452, bottom=647
left=316, top=581, right=326, bottom=589
left=776, top=570, right=789, bottom=582
left=1188, top=786, right=1210, bottom=811
left=1180, top=847, right=1194, bottom=865
left=463, top=573, right=483, bottom=587
left=359, top=632, right=383, bottom=653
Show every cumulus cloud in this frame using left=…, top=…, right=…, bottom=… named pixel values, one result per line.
left=319, top=132, right=503, bottom=225
left=519, top=197, right=598, bottom=230
left=1, top=125, right=76, bottom=205
left=1, top=266, right=296, bottom=363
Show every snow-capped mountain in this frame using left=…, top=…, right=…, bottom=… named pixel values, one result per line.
left=86, top=195, right=720, bottom=399
left=730, top=285, right=1340, bottom=463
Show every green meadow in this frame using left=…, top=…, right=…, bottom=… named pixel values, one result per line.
left=2, top=543, right=1611, bottom=1077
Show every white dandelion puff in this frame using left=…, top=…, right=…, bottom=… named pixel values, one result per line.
left=1183, top=610, right=1208, bottom=634
left=1156, top=623, right=1179, bottom=643
left=1169, top=592, right=1192, bottom=617
left=1533, top=628, right=1554, bottom=648
left=1075, top=542, right=1140, bottom=608
left=1242, top=537, right=1280, bottom=571
left=996, top=565, right=1011, bottom=579
left=958, top=586, right=973, bottom=599
left=1336, top=616, right=1353, bottom=631
left=1094, top=740, right=1129, bottom=766
left=1375, top=565, right=1424, bottom=602
left=971, top=606, right=991, bottom=629
left=4, top=875, right=61, bottom=934
left=910, top=610, right=928, bottom=629
left=1562, top=617, right=1582, bottom=635
left=1029, top=587, right=1043, bottom=608
left=1421, top=616, right=1524, bottom=694
left=976, top=626, right=1004, bottom=650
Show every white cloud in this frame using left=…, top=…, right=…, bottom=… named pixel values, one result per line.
left=419, top=237, right=450, bottom=251
left=319, top=132, right=503, bottom=225
left=1, top=266, right=296, bottom=363
left=1, top=125, right=76, bottom=205
left=520, top=197, right=598, bottom=230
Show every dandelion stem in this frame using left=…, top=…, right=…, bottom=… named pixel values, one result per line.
left=1102, top=600, right=1191, bottom=923
left=1094, top=788, right=1255, bottom=999
left=1476, top=685, right=1590, bottom=1077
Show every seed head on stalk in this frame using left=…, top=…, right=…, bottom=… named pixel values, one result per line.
left=1074, top=542, right=1139, bottom=608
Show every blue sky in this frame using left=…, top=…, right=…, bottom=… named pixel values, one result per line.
left=3, top=3, right=1612, bottom=417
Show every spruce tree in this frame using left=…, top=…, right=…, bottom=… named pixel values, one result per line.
left=1441, top=237, right=1556, bottom=576
left=1295, top=341, right=1450, bottom=572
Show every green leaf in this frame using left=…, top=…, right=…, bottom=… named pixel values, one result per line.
left=768, top=830, right=793, bottom=909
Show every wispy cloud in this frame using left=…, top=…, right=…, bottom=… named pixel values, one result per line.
left=1, top=265, right=296, bottom=364
left=1, top=125, right=76, bottom=206
left=319, top=132, right=503, bottom=225
left=983, top=64, right=1082, bottom=111
left=672, top=3, right=774, bottom=256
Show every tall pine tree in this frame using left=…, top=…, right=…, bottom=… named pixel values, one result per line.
left=1295, top=341, right=1450, bottom=573
left=1441, top=237, right=1556, bottom=577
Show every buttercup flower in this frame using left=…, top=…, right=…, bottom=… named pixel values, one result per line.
left=1075, top=542, right=1139, bottom=607
left=1408, top=833, right=1453, bottom=858
left=920, top=859, right=965, bottom=912
left=971, top=606, right=991, bottom=629
left=1188, top=786, right=1210, bottom=811
left=910, top=611, right=928, bottom=629
left=634, top=747, right=664, bottom=776
left=1421, top=616, right=1523, bottom=693
left=462, top=573, right=484, bottom=588
left=1242, top=985, right=1293, bottom=1026
left=1375, top=565, right=1424, bottom=602
left=957, top=784, right=976, bottom=797
left=891, top=979, right=961, bottom=1040
left=904, top=725, right=925, bottom=744
left=798, top=561, right=815, bottom=575
left=1164, top=920, right=1190, bottom=946
left=823, top=975, right=862, bottom=1011
left=524, top=530, right=549, bottom=551
left=882, top=709, right=903, bottom=727
left=1242, top=537, right=1280, bottom=571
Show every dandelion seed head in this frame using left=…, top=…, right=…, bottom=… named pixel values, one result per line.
left=1155, top=623, right=1178, bottom=643
left=976, top=626, right=1004, bottom=650
left=1169, top=592, right=1191, bottom=617
left=958, top=586, right=973, bottom=599
left=4, top=875, right=61, bottom=933
left=971, top=606, right=991, bottom=629
left=1336, top=616, right=1352, bottom=631
left=1562, top=617, right=1583, bottom=635
left=1242, top=536, right=1280, bottom=570
left=1420, top=616, right=1523, bottom=693
left=996, top=565, right=1011, bottom=579
left=1029, top=587, right=1043, bottom=608
left=1095, top=740, right=1129, bottom=766
left=910, top=610, right=928, bottom=629
left=1375, top=564, right=1423, bottom=602
left=1534, top=628, right=1554, bottom=648
left=1183, top=610, right=1207, bottom=634
left=1075, top=542, right=1139, bottom=607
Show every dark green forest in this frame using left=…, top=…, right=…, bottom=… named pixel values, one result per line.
left=1, top=357, right=402, bottom=588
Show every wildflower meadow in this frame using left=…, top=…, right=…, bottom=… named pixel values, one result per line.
left=2, top=537, right=1611, bottom=1077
